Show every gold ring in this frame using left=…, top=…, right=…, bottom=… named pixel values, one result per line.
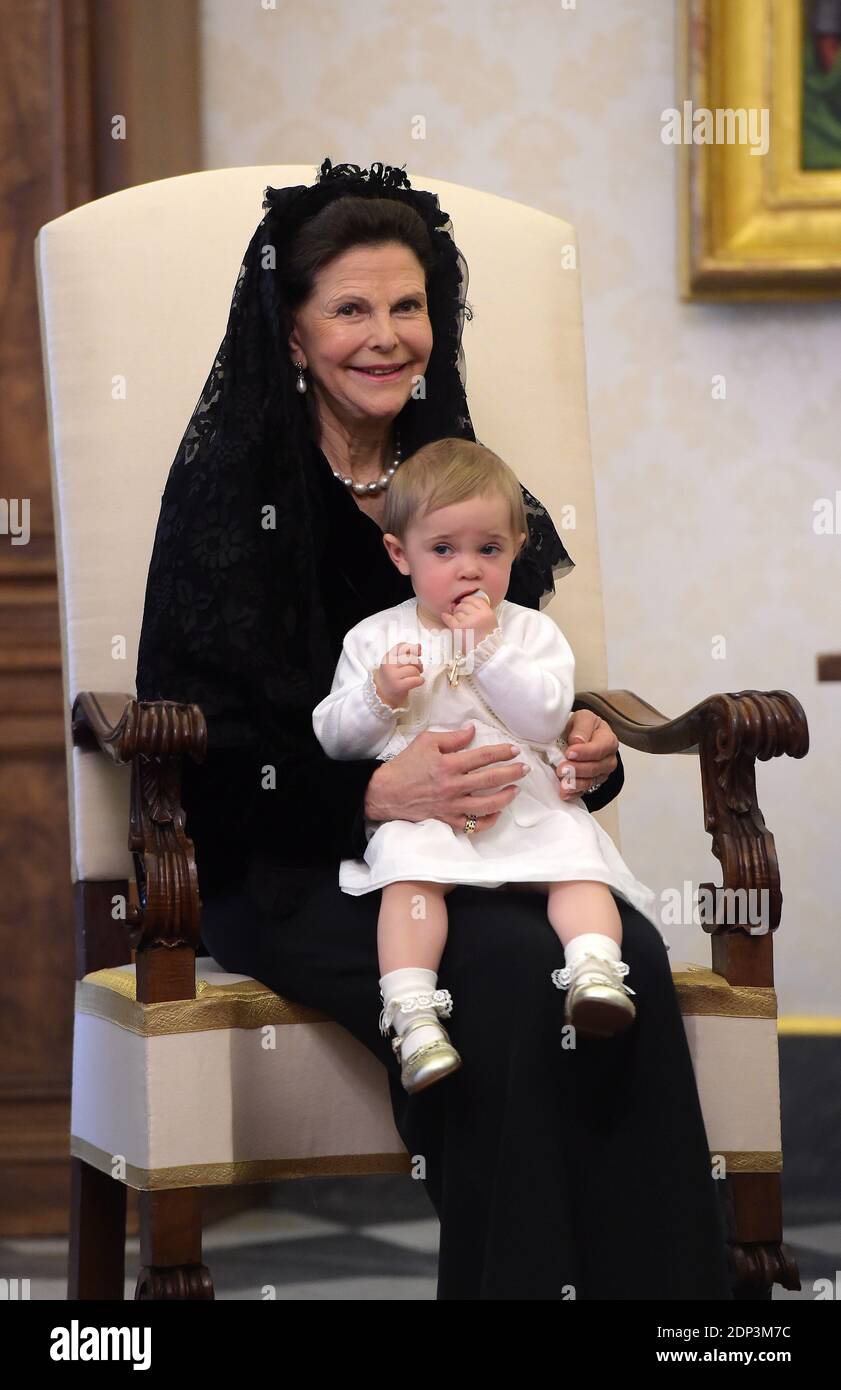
left=464, top=815, right=477, bottom=835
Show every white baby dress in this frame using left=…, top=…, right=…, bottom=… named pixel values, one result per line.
left=312, top=596, right=665, bottom=938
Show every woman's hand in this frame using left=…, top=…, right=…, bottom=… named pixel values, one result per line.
left=555, top=710, right=618, bottom=799
left=363, top=724, right=528, bottom=833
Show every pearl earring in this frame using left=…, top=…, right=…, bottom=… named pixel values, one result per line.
left=295, top=361, right=307, bottom=394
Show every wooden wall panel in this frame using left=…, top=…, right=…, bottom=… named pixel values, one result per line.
left=0, top=0, right=200, bottom=1237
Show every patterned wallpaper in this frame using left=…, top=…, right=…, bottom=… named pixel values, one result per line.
left=200, top=0, right=839, bottom=1018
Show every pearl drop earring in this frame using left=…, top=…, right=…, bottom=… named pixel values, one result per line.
left=295, top=361, right=307, bottom=394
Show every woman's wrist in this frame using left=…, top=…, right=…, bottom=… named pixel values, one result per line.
left=363, top=761, right=391, bottom=822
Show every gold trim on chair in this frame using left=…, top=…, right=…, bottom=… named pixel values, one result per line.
left=70, top=1135, right=413, bottom=1191
left=713, top=1150, right=782, bottom=1173
left=76, top=967, right=332, bottom=1035
left=76, top=961, right=777, bottom=1039
left=670, top=963, right=778, bottom=1019
left=68, top=1135, right=780, bottom=1191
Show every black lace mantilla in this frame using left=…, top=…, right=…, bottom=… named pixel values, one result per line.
left=136, top=157, right=575, bottom=770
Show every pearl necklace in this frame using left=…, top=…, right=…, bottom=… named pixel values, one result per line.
left=330, top=433, right=402, bottom=496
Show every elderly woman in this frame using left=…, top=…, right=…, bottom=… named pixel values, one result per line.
left=136, top=159, right=732, bottom=1300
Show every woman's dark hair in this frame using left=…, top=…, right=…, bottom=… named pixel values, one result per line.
left=281, top=195, right=437, bottom=312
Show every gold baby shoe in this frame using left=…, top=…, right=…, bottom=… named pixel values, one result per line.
left=392, top=1017, right=462, bottom=1094
left=551, top=953, right=637, bottom=1039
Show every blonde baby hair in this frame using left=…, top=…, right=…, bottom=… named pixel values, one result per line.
left=382, top=437, right=528, bottom=556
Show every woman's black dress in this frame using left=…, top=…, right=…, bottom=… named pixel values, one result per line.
left=189, top=442, right=733, bottom=1301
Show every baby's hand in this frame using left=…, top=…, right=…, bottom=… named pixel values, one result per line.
left=440, top=590, right=499, bottom=645
left=374, top=642, right=425, bottom=710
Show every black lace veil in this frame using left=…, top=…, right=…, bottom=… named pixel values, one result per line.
left=136, top=158, right=575, bottom=770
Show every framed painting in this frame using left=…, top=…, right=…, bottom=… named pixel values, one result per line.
left=678, top=0, right=841, bottom=299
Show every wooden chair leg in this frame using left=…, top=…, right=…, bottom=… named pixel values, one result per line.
left=67, top=1157, right=127, bottom=1299
left=134, top=1187, right=213, bottom=1299
left=724, top=1172, right=801, bottom=1298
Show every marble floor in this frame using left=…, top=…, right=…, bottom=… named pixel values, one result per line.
left=0, top=1175, right=837, bottom=1300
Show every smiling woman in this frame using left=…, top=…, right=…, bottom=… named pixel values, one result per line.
left=137, top=159, right=731, bottom=1300
left=290, top=247, right=430, bottom=439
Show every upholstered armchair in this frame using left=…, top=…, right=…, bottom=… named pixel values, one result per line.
left=34, top=165, right=807, bottom=1300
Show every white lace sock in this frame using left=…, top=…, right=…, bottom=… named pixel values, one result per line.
left=552, top=932, right=637, bottom=997
left=379, top=966, right=450, bottom=1060
left=563, top=933, right=621, bottom=973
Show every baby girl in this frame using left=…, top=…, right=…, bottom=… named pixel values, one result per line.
left=312, top=437, right=664, bottom=1094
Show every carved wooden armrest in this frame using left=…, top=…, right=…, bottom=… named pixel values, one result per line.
left=71, top=693, right=207, bottom=1002
left=72, top=692, right=206, bottom=764
left=572, top=688, right=808, bottom=964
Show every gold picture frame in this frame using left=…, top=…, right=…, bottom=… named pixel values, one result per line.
left=680, top=0, right=841, bottom=299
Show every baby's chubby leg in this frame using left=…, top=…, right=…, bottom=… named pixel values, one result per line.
left=546, top=881, right=637, bottom=1036
left=378, top=881, right=458, bottom=1070
left=503, top=882, right=635, bottom=1035
left=545, top=880, right=623, bottom=951
left=378, top=880, right=456, bottom=973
